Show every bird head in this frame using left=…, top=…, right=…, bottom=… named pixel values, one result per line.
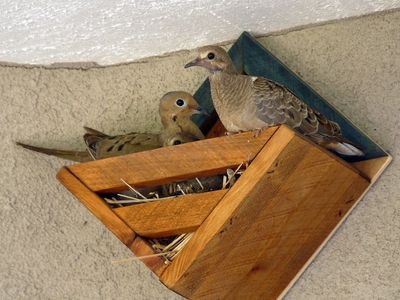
left=184, top=46, right=236, bottom=73
left=159, top=91, right=208, bottom=123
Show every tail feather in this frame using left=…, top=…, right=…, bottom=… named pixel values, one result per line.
left=83, top=126, right=109, bottom=137
left=16, top=142, right=92, bottom=162
left=328, top=141, right=364, bottom=156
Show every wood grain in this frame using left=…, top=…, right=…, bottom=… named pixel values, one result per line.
left=161, top=126, right=369, bottom=299
left=351, top=156, right=392, bottom=182
left=67, top=128, right=277, bottom=193
left=113, top=190, right=227, bottom=238
left=57, top=167, right=135, bottom=246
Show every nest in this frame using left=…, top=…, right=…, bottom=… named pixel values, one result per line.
left=104, top=163, right=245, bottom=263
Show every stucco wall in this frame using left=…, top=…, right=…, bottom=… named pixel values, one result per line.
left=1, top=0, right=399, bottom=65
left=0, top=10, right=399, bottom=299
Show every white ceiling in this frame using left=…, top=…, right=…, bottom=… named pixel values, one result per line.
left=1, top=0, right=399, bottom=65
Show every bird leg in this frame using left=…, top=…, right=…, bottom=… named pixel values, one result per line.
left=225, top=130, right=243, bottom=136
left=252, top=128, right=264, bottom=138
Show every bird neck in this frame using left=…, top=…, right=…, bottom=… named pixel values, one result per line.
left=162, top=114, right=204, bottom=140
left=224, top=63, right=239, bottom=75
left=209, top=61, right=238, bottom=75
left=209, top=69, right=237, bottom=83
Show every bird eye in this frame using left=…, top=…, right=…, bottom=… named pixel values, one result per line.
left=207, top=52, right=215, bottom=60
left=175, top=98, right=186, bottom=107
left=173, top=139, right=182, bottom=145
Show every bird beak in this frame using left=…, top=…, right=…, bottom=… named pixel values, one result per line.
left=184, top=57, right=201, bottom=68
left=192, top=105, right=209, bottom=116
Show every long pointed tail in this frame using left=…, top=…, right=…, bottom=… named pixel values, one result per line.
left=16, top=142, right=92, bottom=162
left=327, top=141, right=364, bottom=156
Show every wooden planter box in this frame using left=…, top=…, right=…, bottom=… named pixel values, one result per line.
left=57, top=32, right=391, bottom=299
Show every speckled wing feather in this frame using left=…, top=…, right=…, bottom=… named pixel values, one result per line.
left=252, top=77, right=342, bottom=143
left=85, top=132, right=162, bottom=159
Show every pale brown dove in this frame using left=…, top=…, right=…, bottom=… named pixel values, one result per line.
left=185, top=46, right=363, bottom=156
left=17, top=91, right=207, bottom=161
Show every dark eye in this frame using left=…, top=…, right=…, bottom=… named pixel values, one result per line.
left=175, top=99, right=185, bottom=107
left=173, top=140, right=182, bottom=145
left=207, top=52, right=215, bottom=60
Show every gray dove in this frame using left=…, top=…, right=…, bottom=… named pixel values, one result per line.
left=17, top=91, right=207, bottom=161
left=185, top=46, right=363, bottom=156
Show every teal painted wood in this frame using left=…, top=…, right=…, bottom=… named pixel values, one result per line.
left=192, top=32, right=386, bottom=161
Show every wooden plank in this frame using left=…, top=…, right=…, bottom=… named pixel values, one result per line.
left=57, top=168, right=166, bottom=275
left=278, top=155, right=391, bottom=300
left=160, top=126, right=296, bottom=292
left=161, top=126, right=369, bottom=299
left=114, top=190, right=227, bottom=238
left=67, top=128, right=277, bottom=193
left=351, top=156, right=392, bottom=182
left=57, top=167, right=135, bottom=247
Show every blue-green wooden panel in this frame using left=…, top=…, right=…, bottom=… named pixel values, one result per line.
left=193, top=32, right=386, bottom=162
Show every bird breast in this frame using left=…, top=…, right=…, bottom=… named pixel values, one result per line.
left=210, top=73, right=264, bottom=132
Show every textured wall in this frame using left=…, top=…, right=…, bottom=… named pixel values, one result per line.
left=1, top=0, right=399, bottom=65
left=0, top=11, right=399, bottom=299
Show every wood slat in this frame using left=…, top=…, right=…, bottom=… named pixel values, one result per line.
left=67, top=127, right=277, bottom=193
left=351, top=156, right=392, bottom=182
left=57, top=168, right=167, bottom=275
left=57, top=167, right=135, bottom=246
left=113, top=190, right=227, bottom=238
left=161, top=126, right=369, bottom=299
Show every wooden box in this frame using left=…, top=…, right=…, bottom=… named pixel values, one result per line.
left=57, top=125, right=390, bottom=299
left=57, top=32, right=391, bottom=299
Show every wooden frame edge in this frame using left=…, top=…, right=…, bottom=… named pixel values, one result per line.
left=57, top=167, right=136, bottom=246
left=277, top=154, right=392, bottom=300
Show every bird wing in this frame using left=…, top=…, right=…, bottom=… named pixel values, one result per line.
left=93, top=132, right=162, bottom=159
left=252, top=76, right=341, bottom=140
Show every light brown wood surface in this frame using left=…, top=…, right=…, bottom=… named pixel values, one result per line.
left=67, top=128, right=277, bottom=193
left=351, top=156, right=392, bottom=182
left=113, top=190, right=227, bottom=238
left=161, top=126, right=369, bottom=299
left=57, top=167, right=167, bottom=275
left=57, top=124, right=390, bottom=299
left=57, top=167, right=136, bottom=246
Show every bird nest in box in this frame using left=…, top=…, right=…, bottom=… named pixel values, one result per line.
left=103, top=164, right=244, bottom=263
left=57, top=32, right=391, bottom=299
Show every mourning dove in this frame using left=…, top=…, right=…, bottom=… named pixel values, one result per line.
left=185, top=46, right=363, bottom=156
left=17, top=91, right=207, bottom=161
